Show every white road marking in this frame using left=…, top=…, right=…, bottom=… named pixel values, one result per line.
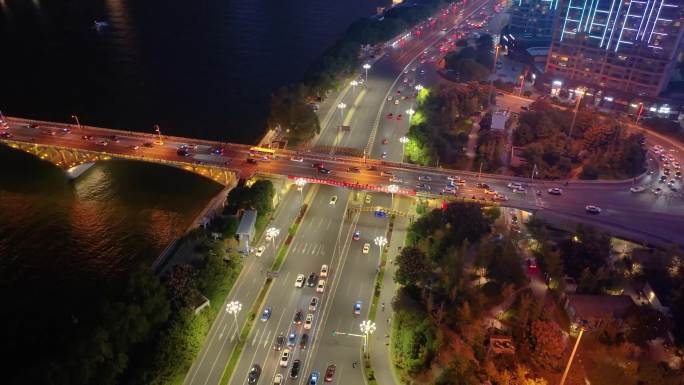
left=262, top=330, right=272, bottom=348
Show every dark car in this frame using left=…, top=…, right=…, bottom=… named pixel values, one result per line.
left=177, top=148, right=190, bottom=157
left=247, top=364, right=261, bottom=384
left=290, top=359, right=301, bottom=379
left=293, top=310, right=304, bottom=325
left=211, top=146, right=225, bottom=155
left=318, top=167, right=331, bottom=174
left=312, top=162, right=324, bottom=168
left=324, top=364, right=336, bottom=382
left=109, top=135, right=120, bottom=143
left=274, top=334, right=285, bottom=351
left=0, top=132, right=12, bottom=139
left=81, top=135, right=93, bottom=141
left=348, top=166, right=360, bottom=173
left=246, top=158, right=258, bottom=164
left=299, top=333, right=309, bottom=349
left=307, top=273, right=317, bottom=287
left=476, top=182, right=490, bottom=189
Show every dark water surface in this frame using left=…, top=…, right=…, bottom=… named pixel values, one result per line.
left=0, top=0, right=386, bottom=142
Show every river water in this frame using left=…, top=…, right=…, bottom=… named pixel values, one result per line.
left=0, top=0, right=388, bottom=357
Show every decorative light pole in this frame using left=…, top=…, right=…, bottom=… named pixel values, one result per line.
left=414, top=84, right=423, bottom=93
left=266, top=227, right=280, bottom=258
left=295, top=177, right=307, bottom=200
left=226, top=300, right=242, bottom=339
left=406, top=108, right=415, bottom=123
left=374, top=236, right=388, bottom=265
left=360, top=320, right=377, bottom=355
left=568, top=87, right=586, bottom=139
left=154, top=124, right=164, bottom=145
left=387, top=184, right=399, bottom=207
left=71, top=115, right=82, bottom=132
left=399, top=136, right=409, bottom=163
left=351, top=80, right=359, bottom=95
left=337, top=102, right=347, bottom=123
left=363, top=63, right=371, bottom=84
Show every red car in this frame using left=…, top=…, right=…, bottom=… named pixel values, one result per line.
left=324, top=364, right=336, bottom=382
left=397, top=114, right=403, bottom=120
left=386, top=113, right=393, bottom=119
left=312, top=162, right=324, bottom=168
left=382, top=138, right=389, bottom=145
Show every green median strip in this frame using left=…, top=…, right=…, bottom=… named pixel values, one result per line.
left=368, top=252, right=388, bottom=322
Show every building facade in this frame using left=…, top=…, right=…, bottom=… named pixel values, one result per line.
left=507, top=0, right=559, bottom=44
left=545, top=0, right=684, bottom=113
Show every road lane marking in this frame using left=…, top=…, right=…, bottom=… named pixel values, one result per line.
left=262, top=330, right=272, bottom=348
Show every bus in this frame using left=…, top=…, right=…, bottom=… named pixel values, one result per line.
left=249, top=146, right=276, bottom=159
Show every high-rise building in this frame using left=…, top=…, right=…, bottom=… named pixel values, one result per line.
left=507, top=0, right=559, bottom=45
left=545, top=0, right=684, bottom=111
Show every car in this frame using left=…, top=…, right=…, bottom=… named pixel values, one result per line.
left=379, top=171, right=393, bottom=176
left=630, top=186, right=646, bottom=193
left=352, top=231, right=360, bottom=241
left=325, top=364, right=336, bottom=382
left=211, top=146, right=224, bottom=155
left=354, top=301, right=362, bottom=316
left=348, top=166, right=360, bottom=173
left=507, top=182, right=523, bottom=190
left=304, top=313, right=314, bottom=329
left=389, top=176, right=403, bottom=183
left=320, top=264, right=328, bottom=278
left=280, top=349, right=291, bottom=367
left=316, top=279, right=326, bottom=293
left=547, top=188, right=563, bottom=195
left=484, top=188, right=497, bottom=195
left=177, top=147, right=190, bottom=156
left=130, top=145, right=140, bottom=150
left=248, top=364, right=261, bottom=384
left=299, top=333, right=309, bottom=349
left=329, top=195, right=338, bottom=205
left=0, top=132, right=12, bottom=139
left=255, top=246, right=265, bottom=256
left=0, top=121, right=8, bottom=129
left=295, top=274, right=305, bottom=288
left=652, top=187, right=663, bottom=195
left=513, top=187, right=526, bottom=194
left=260, top=306, right=272, bottom=322
left=291, top=156, right=304, bottom=162
left=362, top=243, right=370, bottom=254
left=382, top=138, right=389, bottom=145
left=307, top=272, right=317, bottom=287
left=670, top=185, right=679, bottom=192
left=676, top=171, right=682, bottom=179
left=476, top=182, right=490, bottom=189
left=418, top=175, right=432, bottom=181
left=381, top=151, right=387, bottom=159
left=309, top=371, right=320, bottom=385
left=312, top=162, right=324, bottom=168
left=386, top=113, right=394, bottom=119
left=365, top=194, right=372, bottom=204
left=246, top=158, right=258, bottom=164
left=109, top=135, right=120, bottom=143
left=274, top=334, right=285, bottom=350
left=527, top=258, right=537, bottom=269
left=290, top=360, right=301, bottom=379
left=287, top=332, right=297, bottom=347
left=319, top=167, right=331, bottom=174
left=97, top=140, right=109, bottom=146
left=394, top=99, right=400, bottom=105
left=309, top=297, right=319, bottom=312
left=273, top=373, right=284, bottom=385
left=387, top=96, right=393, bottom=102
left=293, top=309, right=304, bottom=325
left=585, top=205, right=602, bottom=214
left=143, top=141, right=154, bottom=148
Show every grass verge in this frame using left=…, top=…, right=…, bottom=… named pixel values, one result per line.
left=271, top=243, right=290, bottom=271
left=368, top=251, right=388, bottom=322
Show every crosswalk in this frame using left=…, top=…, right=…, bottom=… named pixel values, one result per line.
left=289, top=242, right=327, bottom=257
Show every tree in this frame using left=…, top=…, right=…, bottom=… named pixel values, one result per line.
left=395, top=246, right=431, bottom=288
left=624, top=305, right=672, bottom=346
left=530, top=320, right=565, bottom=370
left=164, top=264, right=200, bottom=311
left=443, top=202, right=492, bottom=244
left=558, top=225, right=611, bottom=278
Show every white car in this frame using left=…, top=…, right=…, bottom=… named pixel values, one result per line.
left=316, top=279, right=326, bottom=293
left=329, top=196, right=338, bottom=205
left=362, top=243, right=370, bottom=254
left=394, top=99, right=400, bottom=105
left=280, top=349, right=291, bottom=367
left=585, top=205, right=602, bottom=214
left=513, top=187, right=526, bottom=194
left=389, top=176, right=403, bottom=183
left=320, top=264, right=328, bottom=278
left=295, top=274, right=305, bottom=288
left=387, top=96, right=393, bottom=101
left=304, top=313, right=314, bottom=330
left=290, top=156, right=304, bottom=162
left=507, top=182, right=523, bottom=190
left=418, top=175, right=432, bottom=181
left=630, top=186, right=646, bottom=193
left=273, top=374, right=284, bottom=385
left=547, top=188, right=563, bottom=195
left=255, top=246, right=266, bottom=256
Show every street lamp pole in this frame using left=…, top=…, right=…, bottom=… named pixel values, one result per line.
left=374, top=236, right=387, bottom=269
left=351, top=80, right=358, bottom=96
left=226, top=301, right=243, bottom=340
left=387, top=184, right=399, bottom=207
left=337, top=102, right=347, bottom=124
left=487, top=44, right=500, bottom=106
left=266, top=227, right=280, bottom=259
left=399, top=136, right=409, bottom=163
left=71, top=115, right=82, bottom=132
left=295, top=177, right=307, bottom=201
left=559, top=328, right=585, bottom=385
left=363, top=63, right=371, bottom=84
left=568, top=88, right=586, bottom=139
left=360, top=320, right=377, bottom=356
left=154, top=124, right=164, bottom=145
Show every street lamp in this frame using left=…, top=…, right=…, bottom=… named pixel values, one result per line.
left=266, top=227, right=280, bottom=258
left=337, top=102, right=347, bottom=123
left=360, top=320, right=377, bottom=355
left=406, top=108, right=415, bottom=120
left=351, top=80, right=358, bottom=95
left=487, top=44, right=501, bottom=105
left=399, top=136, right=409, bottom=163
left=568, top=87, right=586, bottom=138
left=387, top=184, right=399, bottom=207
left=363, top=63, right=371, bottom=84
left=374, top=236, right=387, bottom=266
left=226, top=300, right=242, bottom=339
left=154, top=124, right=164, bottom=145
left=71, top=115, right=82, bottom=131
left=295, top=177, right=307, bottom=200
left=414, top=84, right=423, bottom=92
